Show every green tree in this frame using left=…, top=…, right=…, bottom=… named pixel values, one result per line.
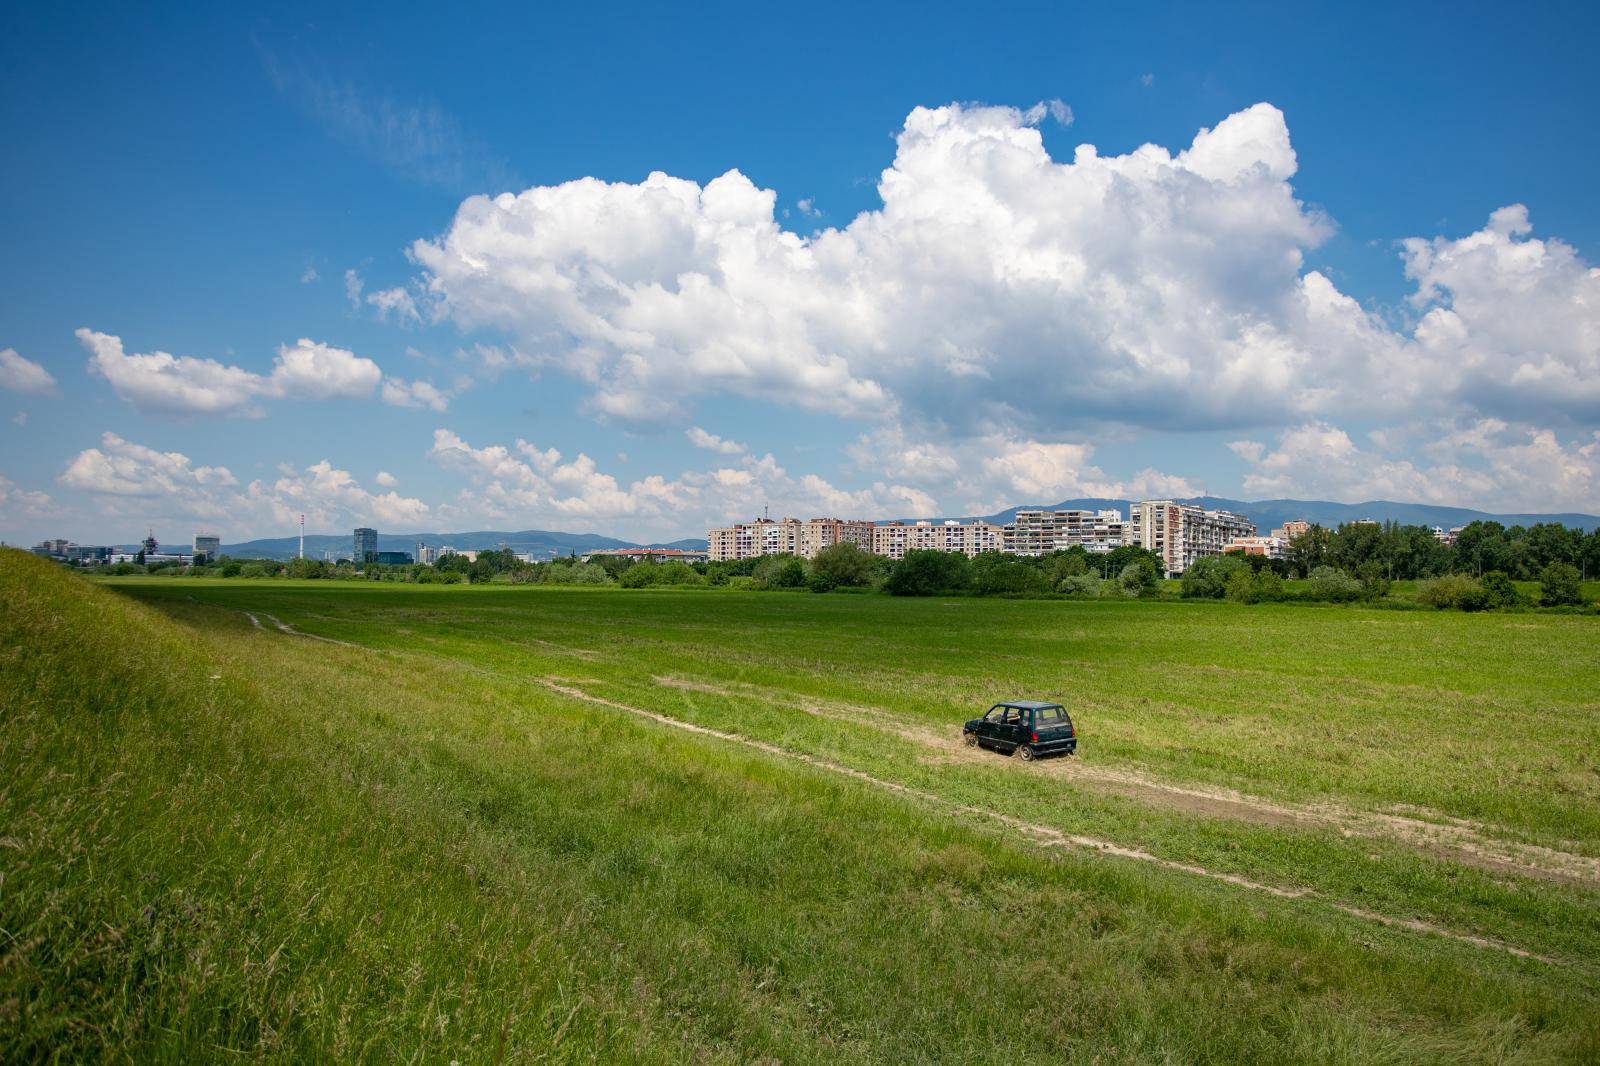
left=1099, top=544, right=1165, bottom=580
left=1330, top=522, right=1383, bottom=574
left=1044, top=548, right=1090, bottom=585
left=285, top=557, right=327, bottom=580
left=809, top=542, right=879, bottom=589
left=618, top=563, right=657, bottom=588
left=974, top=560, right=1050, bottom=596
left=752, top=554, right=807, bottom=589
left=1180, top=555, right=1248, bottom=599
left=1306, top=566, right=1362, bottom=603
left=1583, top=529, right=1600, bottom=581
left=1355, top=561, right=1390, bottom=601
left=1525, top=524, right=1579, bottom=572
left=1286, top=525, right=1333, bottom=577
left=1451, top=521, right=1507, bottom=576
left=1119, top=559, right=1159, bottom=597
left=884, top=550, right=972, bottom=596
left=1224, top=568, right=1258, bottom=604
left=1417, top=573, right=1488, bottom=611
left=1480, top=570, right=1519, bottom=609
left=1538, top=562, right=1583, bottom=607
left=1057, top=574, right=1100, bottom=597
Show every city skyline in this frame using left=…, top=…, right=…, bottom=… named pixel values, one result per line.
left=4, top=4, right=1599, bottom=545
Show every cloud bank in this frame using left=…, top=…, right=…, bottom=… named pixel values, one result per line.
left=402, top=100, right=1599, bottom=513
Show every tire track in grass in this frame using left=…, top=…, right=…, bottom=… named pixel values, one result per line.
left=233, top=614, right=1563, bottom=966
left=540, top=679, right=1559, bottom=966
left=241, top=609, right=363, bottom=648
left=652, top=674, right=1600, bottom=888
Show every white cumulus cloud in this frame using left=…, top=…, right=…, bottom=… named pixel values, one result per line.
left=0, top=348, right=56, bottom=393
left=410, top=100, right=1599, bottom=460
left=427, top=428, right=936, bottom=539
left=1229, top=419, right=1600, bottom=513
left=381, top=376, right=452, bottom=411
left=57, top=431, right=431, bottom=534
left=78, top=329, right=385, bottom=416
left=685, top=426, right=747, bottom=455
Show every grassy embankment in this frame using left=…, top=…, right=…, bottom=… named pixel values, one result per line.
left=4, top=553, right=1598, bottom=1060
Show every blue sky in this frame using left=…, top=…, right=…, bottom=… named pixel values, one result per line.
left=2, top=1, right=1598, bottom=545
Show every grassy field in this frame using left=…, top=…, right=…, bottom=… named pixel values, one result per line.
left=4, top=552, right=1599, bottom=1060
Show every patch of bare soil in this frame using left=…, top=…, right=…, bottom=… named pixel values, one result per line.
left=546, top=678, right=1558, bottom=966
left=648, top=674, right=1600, bottom=888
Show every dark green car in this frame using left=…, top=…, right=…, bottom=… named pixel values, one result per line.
left=963, top=701, right=1077, bottom=761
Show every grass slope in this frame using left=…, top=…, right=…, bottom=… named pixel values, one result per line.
left=3, top=553, right=1597, bottom=1060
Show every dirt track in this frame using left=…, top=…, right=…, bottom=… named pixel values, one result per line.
left=650, top=674, right=1600, bottom=888
left=547, top=677, right=1563, bottom=965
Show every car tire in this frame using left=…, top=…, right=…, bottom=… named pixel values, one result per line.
left=963, top=732, right=977, bottom=747
left=1016, top=744, right=1035, bottom=762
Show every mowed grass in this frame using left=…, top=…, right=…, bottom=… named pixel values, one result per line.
left=0, top=554, right=1596, bottom=1060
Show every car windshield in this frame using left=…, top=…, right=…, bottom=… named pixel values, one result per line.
left=1033, top=706, right=1069, bottom=725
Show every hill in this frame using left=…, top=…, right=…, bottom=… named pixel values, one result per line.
left=221, top=528, right=656, bottom=561
left=6, top=552, right=1598, bottom=1057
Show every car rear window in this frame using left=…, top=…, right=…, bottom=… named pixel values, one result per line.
left=1034, top=706, right=1069, bottom=724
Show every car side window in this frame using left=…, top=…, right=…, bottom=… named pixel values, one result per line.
left=1001, top=708, right=1022, bottom=725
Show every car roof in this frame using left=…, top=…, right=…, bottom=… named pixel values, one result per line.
left=993, top=700, right=1063, bottom=710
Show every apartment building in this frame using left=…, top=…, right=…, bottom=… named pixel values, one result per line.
left=1224, top=535, right=1287, bottom=561
left=798, top=518, right=876, bottom=557
left=1002, top=509, right=1131, bottom=556
left=871, top=520, right=1004, bottom=560
left=708, top=518, right=799, bottom=561
left=707, top=517, right=1003, bottom=561
left=1272, top=519, right=1311, bottom=541
left=1128, top=501, right=1256, bottom=575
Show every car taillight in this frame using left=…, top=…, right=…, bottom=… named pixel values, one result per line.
left=1031, top=731, right=1038, bottom=743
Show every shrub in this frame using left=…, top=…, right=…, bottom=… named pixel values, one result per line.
left=1356, top=562, right=1390, bottom=601
left=885, top=550, right=972, bottom=596
left=806, top=570, right=838, bottom=593
left=541, top=562, right=614, bottom=586
left=1119, top=559, right=1159, bottom=597
left=1416, top=573, right=1488, bottom=611
left=974, top=560, right=1050, bottom=597
left=1057, top=574, right=1100, bottom=598
left=1480, top=570, right=1520, bottom=609
left=239, top=563, right=268, bottom=579
left=1254, top=570, right=1285, bottom=602
left=1046, top=550, right=1089, bottom=585
left=809, top=543, right=878, bottom=589
left=618, top=563, right=656, bottom=588
left=1180, top=555, right=1248, bottom=599
left=1538, top=562, right=1583, bottom=607
left=1307, top=566, right=1363, bottom=603
left=752, top=555, right=807, bottom=590
left=1224, top=569, right=1258, bottom=604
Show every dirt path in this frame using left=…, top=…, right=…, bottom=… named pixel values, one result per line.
left=241, top=609, right=365, bottom=648
left=651, top=674, right=1600, bottom=888
left=546, top=678, right=1558, bottom=966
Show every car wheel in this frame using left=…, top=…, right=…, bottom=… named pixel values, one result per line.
left=963, top=731, right=977, bottom=747
left=1016, top=744, right=1035, bottom=762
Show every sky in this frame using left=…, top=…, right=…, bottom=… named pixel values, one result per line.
left=2, top=1, right=1598, bottom=546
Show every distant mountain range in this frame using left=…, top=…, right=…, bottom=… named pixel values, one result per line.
left=207, top=529, right=706, bottom=561
left=113, top=498, right=1594, bottom=559
left=958, top=497, right=1600, bottom=534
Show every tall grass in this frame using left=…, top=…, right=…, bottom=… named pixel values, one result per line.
left=4, top=551, right=1598, bottom=1060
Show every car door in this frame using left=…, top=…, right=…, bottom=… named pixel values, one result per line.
left=997, top=706, right=1026, bottom=751
left=978, top=706, right=1005, bottom=749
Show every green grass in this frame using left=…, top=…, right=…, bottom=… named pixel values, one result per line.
left=4, top=552, right=1599, bottom=1061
